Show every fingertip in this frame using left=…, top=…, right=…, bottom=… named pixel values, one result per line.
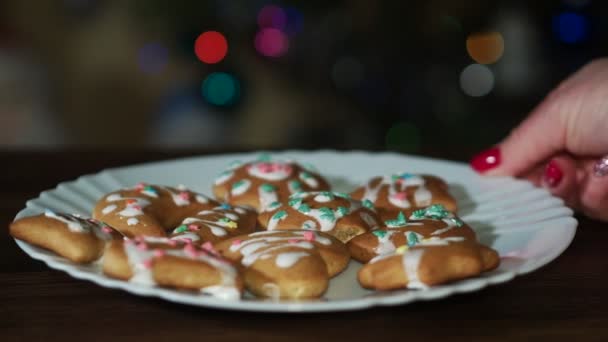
left=541, top=155, right=579, bottom=206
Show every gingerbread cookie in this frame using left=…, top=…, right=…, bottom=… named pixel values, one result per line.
left=169, top=203, right=257, bottom=244
left=93, top=183, right=219, bottom=237
left=214, top=230, right=350, bottom=299
left=212, top=156, right=331, bottom=212
left=103, top=236, right=243, bottom=300
left=257, top=191, right=381, bottom=243
left=358, top=237, right=500, bottom=290
left=10, top=210, right=122, bottom=263
left=350, top=173, right=457, bottom=220
left=348, top=205, right=476, bottom=263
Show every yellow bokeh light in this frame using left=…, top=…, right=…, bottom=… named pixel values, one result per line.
left=466, top=31, right=504, bottom=64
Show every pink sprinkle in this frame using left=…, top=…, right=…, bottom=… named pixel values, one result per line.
left=135, top=182, right=146, bottom=191
left=153, top=249, right=165, bottom=258
left=184, top=244, right=198, bottom=258
left=180, top=237, right=193, bottom=244
left=288, top=238, right=299, bottom=244
left=202, top=242, right=214, bottom=252
left=231, top=239, right=242, bottom=246
left=134, top=236, right=144, bottom=242
left=132, top=205, right=142, bottom=211
left=188, top=224, right=199, bottom=231
left=142, top=259, right=153, bottom=269
left=393, top=192, right=407, bottom=200
left=137, top=243, right=148, bottom=251
left=259, top=162, right=273, bottom=173
left=126, top=199, right=137, bottom=205
left=179, top=192, right=189, bottom=200
left=303, top=231, right=315, bottom=241
left=125, top=239, right=135, bottom=245
left=101, top=226, right=113, bottom=234
left=167, top=239, right=178, bottom=247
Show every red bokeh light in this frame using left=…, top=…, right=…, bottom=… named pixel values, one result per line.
left=194, top=31, right=228, bottom=64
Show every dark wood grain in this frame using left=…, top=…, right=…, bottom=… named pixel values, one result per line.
left=2, top=149, right=607, bottom=341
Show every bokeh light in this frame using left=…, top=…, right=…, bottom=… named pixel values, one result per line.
left=553, top=12, right=588, bottom=44
left=255, top=28, right=289, bottom=58
left=201, top=72, right=240, bottom=106
left=460, top=64, right=494, bottom=97
left=466, top=31, right=504, bottom=64
left=258, top=5, right=288, bottom=31
left=385, top=122, right=420, bottom=153
left=138, top=42, right=168, bottom=75
left=284, top=7, right=304, bottom=36
left=331, top=57, right=364, bottom=90
left=194, top=31, right=228, bottom=64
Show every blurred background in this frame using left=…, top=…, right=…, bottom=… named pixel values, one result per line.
left=1, top=0, right=606, bottom=154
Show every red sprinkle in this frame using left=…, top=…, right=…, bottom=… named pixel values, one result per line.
left=202, top=242, right=214, bottom=252
left=126, top=199, right=137, bottom=205
left=101, top=226, right=113, bottom=234
left=393, top=192, right=407, bottom=200
left=179, top=192, right=189, bottom=200
left=153, top=249, right=165, bottom=258
left=188, top=224, right=200, bottom=231
left=303, top=231, right=315, bottom=241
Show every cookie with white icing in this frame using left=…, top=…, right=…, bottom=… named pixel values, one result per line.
left=169, top=203, right=257, bottom=244
left=9, top=210, right=122, bottom=263
left=350, top=173, right=457, bottom=220
left=358, top=237, right=499, bottom=290
left=348, top=205, right=476, bottom=263
left=212, top=156, right=331, bottom=212
left=214, top=230, right=350, bottom=299
left=257, top=191, right=381, bottom=243
left=92, top=183, right=219, bottom=237
left=102, top=236, right=243, bottom=300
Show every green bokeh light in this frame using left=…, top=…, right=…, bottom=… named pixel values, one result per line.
left=385, top=122, right=421, bottom=153
left=201, top=72, right=240, bottom=106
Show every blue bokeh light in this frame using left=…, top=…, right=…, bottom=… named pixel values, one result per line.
left=138, top=42, right=169, bottom=74
left=553, top=12, right=588, bottom=44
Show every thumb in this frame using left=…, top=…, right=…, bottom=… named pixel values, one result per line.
left=470, top=99, right=567, bottom=176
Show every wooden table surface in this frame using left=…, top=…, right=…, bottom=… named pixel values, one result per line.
left=2, top=150, right=607, bottom=341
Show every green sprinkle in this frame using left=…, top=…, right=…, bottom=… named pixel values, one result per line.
left=219, top=217, right=230, bottom=223
left=260, top=183, right=276, bottom=193
left=298, top=203, right=311, bottom=213
left=336, top=206, right=349, bottom=216
left=384, top=212, right=407, bottom=227
left=289, top=180, right=303, bottom=191
left=268, top=201, right=281, bottom=209
left=257, top=153, right=272, bottom=162
left=273, top=210, right=287, bottom=220
left=232, top=180, right=246, bottom=189
left=391, top=174, right=399, bottom=182
left=318, top=207, right=335, bottom=221
left=362, top=199, right=375, bottom=210
left=334, top=192, right=351, bottom=199
left=372, top=230, right=387, bottom=238
left=410, top=204, right=452, bottom=220
left=407, top=232, right=420, bottom=246
left=229, top=160, right=242, bottom=168
left=290, top=191, right=306, bottom=199
left=288, top=198, right=302, bottom=207
left=174, top=225, right=188, bottom=234
left=300, top=171, right=312, bottom=179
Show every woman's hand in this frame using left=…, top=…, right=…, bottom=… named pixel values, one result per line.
left=470, top=58, right=608, bottom=221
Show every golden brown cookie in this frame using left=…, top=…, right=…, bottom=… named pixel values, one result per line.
left=214, top=230, right=350, bottom=299
left=9, top=210, right=122, bottom=263
left=257, top=191, right=381, bottom=243
left=169, top=203, right=258, bottom=244
left=350, top=173, right=457, bottom=220
left=358, top=237, right=500, bottom=290
left=212, top=156, right=331, bottom=212
left=102, top=236, right=243, bottom=300
left=92, top=183, right=219, bottom=237
left=348, top=206, right=476, bottom=263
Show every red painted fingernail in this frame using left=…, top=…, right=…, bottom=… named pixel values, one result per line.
left=470, top=147, right=501, bottom=173
left=544, top=160, right=563, bottom=187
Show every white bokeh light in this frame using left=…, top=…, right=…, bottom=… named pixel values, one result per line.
left=459, top=64, right=495, bottom=97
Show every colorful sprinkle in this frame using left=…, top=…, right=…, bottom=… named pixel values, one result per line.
left=153, top=249, right=166, bottom=258
left=362, top=199, right=375, bottom=210
left=231, top=239, right=242, bottom=246
left=126, top=199, right=137, bottom=205
left=298, top=203, right=311, bottom=213
left=288, top=198, right=302, bottom=207
left=336, top=206, right=349, bottom=216
left=179, top=192, right=190, bottom=200
left=288, top=238, right=300, bottom=244
left=188, top=224, right=199, bottom=231
left=303, top=231, right=315, bottom=241
left=410, top=204, right=451, bottom=220
left=232, top=180, right=246, bottom=189
left=393, top=191, right=407, bottom=200
left=174, top=225, right=188, bottom=234
left=372, top=230, right=387, bottom=238
left=334, top=192, right=351, bottom=199
left=267, top=201, right=281, bottom=210
left=318, top=207, right=335, bottom=221
left=407, top=232, right=420, bottom=246
left=395, top=245, right=409, bottom=254
left=101, top=226, right=113, bottom=234
left=226, top=221, right=238, bottom=229
left=384, top=211, right=408, bottom=228
left=135, top=182, right=146, bottom=190
left=202, top=242, right=214, bottom=252
left=137, top=243, right=148, bottom=251
left=142, top=259, right=153, bottom=269
left=300, top=171, right=312, bottom=179
left=257, top=153, right=272, bottom=162
left=260, top=183, right=277, bottom=192
left=273, top=210, right=288, bottom=220
left=167, top=239, right=178, bottom=247
left=220, top=203, right=232, bottom=210
left=289, top=180, right=303, bottom=191
left=184, top=244, right=198, bottom=258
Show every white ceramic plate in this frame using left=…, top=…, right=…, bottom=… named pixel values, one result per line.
left=13, top=151, right=577, bottom=312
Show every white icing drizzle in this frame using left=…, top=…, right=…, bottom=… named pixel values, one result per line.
left=373, top=230, right=397, bottom=255
left=414, top=187, right=432, bottom=206
left=231, top=179, right=251, bottom=197
left=214, top=170, right=234, bottom=185
left=258, top=186, right=279, bottom=211
left=267, top=212, right=287, bottom=231
left=171, top=232, right=201, bottom=241
left=127, top=218, right=139, bottom=226
left=234, top=207, right=247, bottom=214
left=122, top=238, right=240, bottom=299
left=247, top=162, right=293, bottom=181
left=102, top=205, right=117, bottom=215
left=275, top=252, right=310, bottom=268
left=361, top=174, right=433, bottom=208
left=43, top=210, right=114, bottom=240
left=402, top=249, right=427, bottom=289
left=170, top=192, right=190, bottom=207
left=141, top=189, right=159, bottom=198
left=314, top=193, right=333, bottom=202
left=177, top=205, right=245, bottom=238
left=299, top=172, right=319, bottom=188
left=196, top=195, right=210, bottom=204
left=302, top=220, right=317, bottom=230
left=287, top=192, right=371, bottom=232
